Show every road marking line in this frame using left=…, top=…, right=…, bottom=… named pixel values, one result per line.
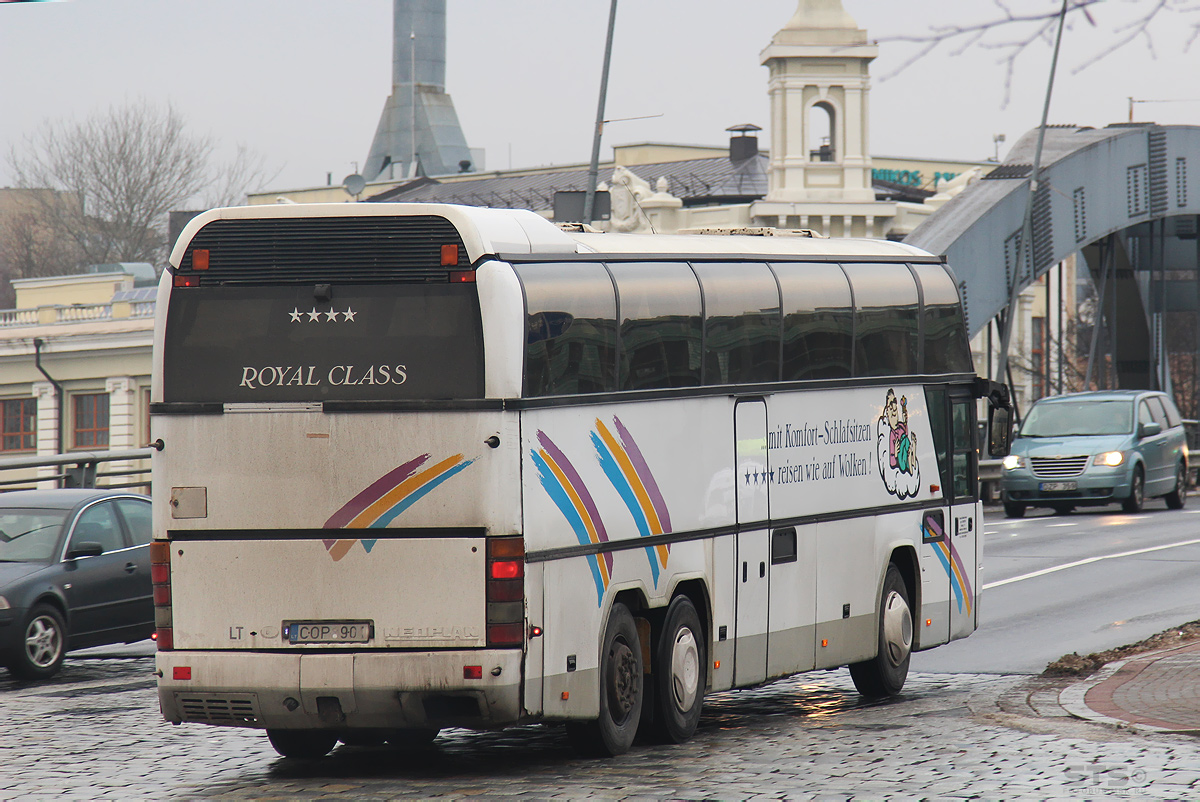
left=983, top=537, right=1200, bottom=590
left=1047, top=522, right=1077, bottom=527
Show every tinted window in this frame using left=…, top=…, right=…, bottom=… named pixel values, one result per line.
left=911, top=262, right=973, bottom=374
left=609, top=263, right=702, bottom=390
left=843, top=263, right=920, bottom=377
left=1145, top=396, right=1171, bottom=429
left=1138, top=401, right=1155, bottom=427
left=164, top=284, right=484, bottom=402
left=925, top=387, right=951, bottom=494
left=952, top=398, right=975, bottom=500
left=1160, top=396, right=1183, bottom=428
left=517, top=263, right=617, bottom=396
left=115, top=498, right=152, bottom=546
left=693, top=262, right=780, bottom=385
left=71, top=502, right=125, bottom=554
left=774, top=262, right=853, bottom=380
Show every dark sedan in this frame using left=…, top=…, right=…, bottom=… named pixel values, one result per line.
left=0, top=489, right=153, bottom=680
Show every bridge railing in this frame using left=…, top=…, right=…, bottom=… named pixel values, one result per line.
left=0, top=448, right=154, bottom=492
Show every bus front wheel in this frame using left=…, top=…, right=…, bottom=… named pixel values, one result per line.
left=646, top=595, right=705, bottom=744
left=849, top=563, right=912, bottom=699
left=567, top=602, right=643, bottom=757
left=267, top=729, right=337, bottom=759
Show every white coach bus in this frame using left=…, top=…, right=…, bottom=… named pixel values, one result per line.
left=151, top=204, right=1010, bottom=759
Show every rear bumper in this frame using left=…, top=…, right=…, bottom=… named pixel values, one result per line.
left=156, top=649, right=524, bottom=730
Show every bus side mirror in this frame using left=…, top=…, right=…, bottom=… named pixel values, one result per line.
left=988, top=406, right=1012, bottom=457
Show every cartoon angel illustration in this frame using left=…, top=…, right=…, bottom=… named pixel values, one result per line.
left=877, top=389, right=920, bottom=499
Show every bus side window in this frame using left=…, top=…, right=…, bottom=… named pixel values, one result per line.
left=924, top=387, right=951, bottom=495
left=844, top=263, right=919, bottom=378
left=951, top=397, right=976, bottom=500
left=774, top=262, right=853, bottom=380
left=515, top=263, right=617, bottom=396
left=910, top=262, right=973, bottom=375
left=693, top=262, right=780, bottom=386
left=609, top=262, right=702, bottom=391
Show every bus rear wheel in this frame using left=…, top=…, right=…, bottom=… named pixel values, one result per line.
left=567, top=602, right=643, bottom=757
left=646, top=595, right=705, bottom=744
left=267, top=729, right=337, bottom=759
left=849, top=563, right=912, bottom=699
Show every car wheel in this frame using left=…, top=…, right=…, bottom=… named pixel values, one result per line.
left=567, top=602, right=643, bottom=756
left=267, top=729, right=337, bottom=759
left=7, top=604, right=67, bottom=680
left=645, top=595, right=705, bottom=744
left=849, top=563, right=912, bottom=699
left=1003, top=499, right=1025, bottom=518
left=1122, top=466, right=1145, bottom=513
left=1166, top=462, right=1188, bottom=510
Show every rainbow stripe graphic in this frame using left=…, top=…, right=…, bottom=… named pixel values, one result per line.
left=591, top=416, right=672, bottom=586
left=321, top=453, right=475, bottom=561
left=924, top=516, right=973, bottom=615
left=531, top=431, right=612, bottom=605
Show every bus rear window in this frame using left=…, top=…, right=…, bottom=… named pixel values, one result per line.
left=163, top=284, right=483, bottom=403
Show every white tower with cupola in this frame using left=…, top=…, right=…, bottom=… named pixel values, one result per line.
left=752, top=0, right=894, bottom=237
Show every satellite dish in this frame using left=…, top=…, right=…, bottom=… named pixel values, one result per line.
left=343, top=173, right=366, bottom=197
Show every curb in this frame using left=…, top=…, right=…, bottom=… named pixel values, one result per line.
left=1059, top=641, right=1200, bottom=734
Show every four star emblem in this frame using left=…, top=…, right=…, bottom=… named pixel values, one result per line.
left=289, top=307, right=357, bottom=323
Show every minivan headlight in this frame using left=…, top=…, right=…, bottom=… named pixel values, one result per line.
left=1002, top=455, right=1025, bottom=470
left=1095, top=451, right=1124, bottom=467
left=0, top=596, right=9, bottom=610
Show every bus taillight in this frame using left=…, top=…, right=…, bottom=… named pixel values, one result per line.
left=486, top=536, right=525, bottom=647
left=150, top=541, right=173, bottom=651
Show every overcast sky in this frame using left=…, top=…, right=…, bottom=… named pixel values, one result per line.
left=1, top=0, right=1197, bottom=195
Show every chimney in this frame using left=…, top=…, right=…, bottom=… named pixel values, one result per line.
left=727, top=123, right=762, bottom=162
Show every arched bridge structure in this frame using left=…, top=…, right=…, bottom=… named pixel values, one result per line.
left=906, top=123, right=1200, bottom=392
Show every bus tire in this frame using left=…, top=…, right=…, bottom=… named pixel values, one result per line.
left=647, top=595, right=705, bottom=744
left=567, top=602, right=643, bottom=757
left=849, top=563, right=912, bottom=699
left=266, top=729, right=337, bottom=759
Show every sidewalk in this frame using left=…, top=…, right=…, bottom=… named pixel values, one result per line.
left=1060, top=641, right=1200, bottom=734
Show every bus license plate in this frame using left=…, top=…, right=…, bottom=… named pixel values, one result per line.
left=1039, top=481, right=1077, bottom=492
left=285, top=621, right=373, bottom=644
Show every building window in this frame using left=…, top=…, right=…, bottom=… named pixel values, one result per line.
left=1, top=398, right=37, bottom=452
left=73, top=393, right=109, bottom=449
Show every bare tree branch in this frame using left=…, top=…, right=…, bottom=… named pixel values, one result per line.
left=4, top=100, right=277, bottom=274
left=876, top=0, right=1200, bottom=104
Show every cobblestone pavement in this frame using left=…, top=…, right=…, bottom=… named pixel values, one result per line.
left=4, top=656, right=1200, bottom=800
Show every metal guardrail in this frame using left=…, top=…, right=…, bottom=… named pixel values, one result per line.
left=0, top=447, right=154, bottom=491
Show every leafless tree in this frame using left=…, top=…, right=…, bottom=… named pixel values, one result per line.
left=881, top=0, right=1200, bottom=105
left=0, top=190, right=85, bottom=308
left=5, top=100, right=276, bottom=273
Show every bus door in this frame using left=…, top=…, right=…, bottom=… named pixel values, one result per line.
left=733, top=399, right=770, bottom=686
left=948, top=390, right=980, bottom=639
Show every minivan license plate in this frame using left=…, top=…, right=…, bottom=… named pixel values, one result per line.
left=285, top=621, right=373, bottom=644
left=1039, top=481, right=1077, bottom=492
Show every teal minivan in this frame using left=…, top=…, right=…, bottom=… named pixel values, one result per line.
left=1000, top=390, right=1189, bottom=517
